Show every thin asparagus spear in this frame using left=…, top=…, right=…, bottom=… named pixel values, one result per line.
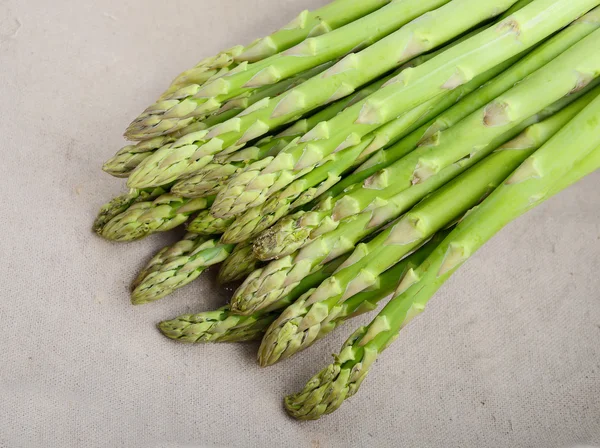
left=285, top=96, right=600, bottom=419
left=100, top=195, right=214, bottom=242
left=217, top=242, right=263, bottom=284
left=93, top=186, right=169, bottom=233
left=158, top=0, right=393, bottom=97
left=132, top=235, right=235, bottom=305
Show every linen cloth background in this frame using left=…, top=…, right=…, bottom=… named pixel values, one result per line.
left=0, top=0, right=599, bottom=446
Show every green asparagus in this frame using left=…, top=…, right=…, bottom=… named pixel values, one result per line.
left=93, top=186, right=169, bottom=234
left=132, top=235, right=235, bottom=304
left=217, top=243, right=263, bottom=284
left=101, top=195, right=214, bottom=242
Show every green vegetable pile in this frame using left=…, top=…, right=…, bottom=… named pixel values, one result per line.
left=95, top=0, right=600, bottom=419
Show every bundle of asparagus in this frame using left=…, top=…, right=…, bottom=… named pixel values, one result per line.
left=95, top=0, right=600, bottom=420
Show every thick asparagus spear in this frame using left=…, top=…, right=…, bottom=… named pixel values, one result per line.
left=93, top=186, right=169, bottom=234
left=105, top=62, right=335, bottom=178
left=213, top=17, right=600, bottom=219
left=155, top=0, right=393, bottom=98
left=132, top=235, right=235, bottom=305
left=126, top=0, right=528, bottom=189
left=159, top=232, right=446, bottom=343
left=285, top=97, right=600, bottom=419
left=126, top=0, right=452, bottom=140
left=100, top=195, right=214, bottom=242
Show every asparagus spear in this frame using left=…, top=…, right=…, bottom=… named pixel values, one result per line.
left=156, top=0, right=393, bottom=98
left=217, top=242, right=263, bottom=284
left=159, top=306, right=279, bottom=343
left=104, top=62, right=335, bottom=178
left=171, top=69, right=397, bottom=198
left=126, top=0, right=528, bottom=189
left=256, top=89, right=598, bottom=367
left=213, top=16, right=600, bottom=219
left=186, top=210, right=234, bottom=235
left=132, top=235, right=235, bottom=305
left=92, top=186, right=169, bottom=233
left=132, top=233, right=210, bottom=289
left=159, top=232, right=446, bottom=343
left=126, top=0, right=453, bottom=140
left=100, top=195, right=214, bottom=242
left=285, top=97, right=600, bottom=419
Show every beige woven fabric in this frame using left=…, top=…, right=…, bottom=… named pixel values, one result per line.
left=0, top=0, right=599, bottom=446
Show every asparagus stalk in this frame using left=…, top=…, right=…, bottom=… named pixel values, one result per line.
left=105, top=62, right=335, bottom=178
left=92, top=186, right=169, bottom=233
left=126, top=0, right=526, bottom=189
left=126, top=0, right=452, bottom=140
left=100, top=195, right=214, bottom=242
left=171, top=68, right=397, bottom=198
left=217, top=242, right=263, bottom=284
left=159, top=306, right=280, bottom=343
left=132, top=235, right=235, bottom=305
left=156, top=0, right=393, bottom=98
left=186, top=210, right=234, bottom=235
left=285, top=97, right=600, bottom=419
left=213, top=14, right=600, bottom=219
left=132, top=233, right=210, bottom=289
left=159, top=232, right=446, bottom=343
